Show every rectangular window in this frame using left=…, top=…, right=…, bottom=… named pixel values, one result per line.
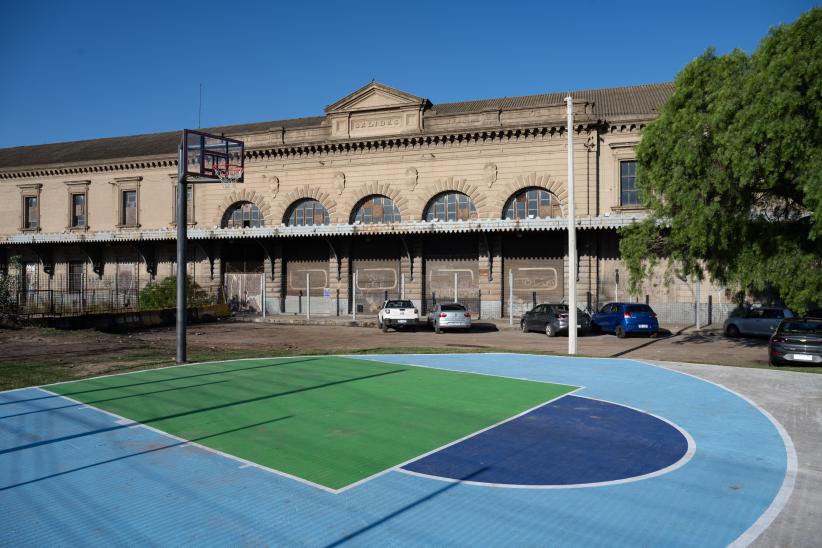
left=173, top=184, right=194, bottom=223
left=620, top=160, right=639, bottom=206
left=68, top=262, right=84, bottom=292
left=24, top=196, right=39, bottom=229
left=122, top=190, right=137, bottom=226
left=71, top=193, right=86, bottom=227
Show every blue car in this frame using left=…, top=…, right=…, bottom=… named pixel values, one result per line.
left=591, top=302, right=659, bottom=338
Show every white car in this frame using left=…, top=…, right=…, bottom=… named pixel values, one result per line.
left=428, top=302, right=472, bottom=333
left=377, top=300, right=419, bottom=332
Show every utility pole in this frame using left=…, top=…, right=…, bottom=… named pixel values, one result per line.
left=176, top=145, right=187, bottom=364
left=565, top=96, right=577, bottom=355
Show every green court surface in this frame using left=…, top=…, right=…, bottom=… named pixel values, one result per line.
left=48, top=356, right=577, bottom=490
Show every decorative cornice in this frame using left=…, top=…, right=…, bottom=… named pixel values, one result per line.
left=0, top=123, right=600, bottom=181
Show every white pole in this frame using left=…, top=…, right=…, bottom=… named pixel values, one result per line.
left=306, top=273, right=310, bottom=320
left=454, top=272, right=458, bottom=303
left=261, top=273, right=266, bottom=319
left=509, top=269, right=514, bottom=327
left=352, top=271, right=357, bottom=321
left=565, top=96, right=578, bottom=355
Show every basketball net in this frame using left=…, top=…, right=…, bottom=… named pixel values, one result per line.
left=215, top=163, right=243, bottom=189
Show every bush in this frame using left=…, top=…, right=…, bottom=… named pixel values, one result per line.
left=138, top=276, right=212, bottom=310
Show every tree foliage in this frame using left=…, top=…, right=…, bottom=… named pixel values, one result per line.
left=621, top=8, right=822, bottom=310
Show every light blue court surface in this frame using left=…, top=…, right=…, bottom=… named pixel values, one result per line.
left=0, top=354, right=791, bottom=546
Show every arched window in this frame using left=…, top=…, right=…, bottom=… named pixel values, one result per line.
left=424, top=192, right=477, bottom=222
left=222, top=201, right=264, bottom=228
left=286, top=199, right=330, bottom=226
left=352, top=195, right=401, bottom=224
left=503, top=188, right=561, bottom=220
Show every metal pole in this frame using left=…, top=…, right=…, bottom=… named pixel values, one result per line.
left=306, top=273, right=310, bottom=320
left=261, top=273, right=266, bottom=319
left=509, top=269, right=514, bottom=327
left=175, top=144, right=187, bottom=364
left=352, top=271, right=357, bottom=321
left=695, top=277, right=701, bottom=330
left=454, top=272, right=458, bottom=303
left=401, top=273, right=405, bottom=299
left=565, top=96, right=578, bottom=355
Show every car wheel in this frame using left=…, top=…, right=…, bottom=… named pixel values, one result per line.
left=381, top=321, right=388, bottom=333
left=545, top=323, right=556, bottom=337
left=520, top=320, right=528, bottom=333
left=726, top=324, right=740, bottom=338
left=435, top=323, right=441, bottom=334
left=615, top=325, right=626, bottom=339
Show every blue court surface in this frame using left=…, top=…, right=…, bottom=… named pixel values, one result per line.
left=0, top=353, right=793, bottom=546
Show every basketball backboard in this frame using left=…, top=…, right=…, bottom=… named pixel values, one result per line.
left=181, top=129, right=244, bottom=183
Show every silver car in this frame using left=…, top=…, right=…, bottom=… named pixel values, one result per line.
left=724, top=306, right=795, bottom=337
left=428, top=303, right=472, bottom=333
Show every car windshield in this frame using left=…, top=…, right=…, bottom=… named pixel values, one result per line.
left=626, top=305, right=653, bottom=313
left=385, top=300, right=413, bottom=308
left=441, top=304, right=466, bottom=311
left=780, top=321, right=822, bottom=334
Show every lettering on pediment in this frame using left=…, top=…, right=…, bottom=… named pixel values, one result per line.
left=326, top=81, right=427, bottom=140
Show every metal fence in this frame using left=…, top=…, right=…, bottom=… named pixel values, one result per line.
left=4, top=274, right=222, bottom=318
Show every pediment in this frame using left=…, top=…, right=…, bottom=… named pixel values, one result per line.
left=325, top=82, right=427, bottom=114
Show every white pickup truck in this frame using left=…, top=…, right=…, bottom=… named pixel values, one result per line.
left=377, top=300, right=419, bottom=332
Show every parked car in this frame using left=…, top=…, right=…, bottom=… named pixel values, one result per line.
left=428, top=302, right=471, bottom=333
left=768, top=318, right=822, bottom=366
left=377, top=300, right=419, bottom=332
left=520, top=304, right=591, bottom=337
left=724, top=306, right=795, bottom=337
left=591, top=302, right=659, bottom=338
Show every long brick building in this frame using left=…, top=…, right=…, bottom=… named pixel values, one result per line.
left=0, top=81, right=723, bottom=321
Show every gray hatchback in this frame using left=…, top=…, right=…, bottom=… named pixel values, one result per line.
left=520, top=303, right=591, bottom=337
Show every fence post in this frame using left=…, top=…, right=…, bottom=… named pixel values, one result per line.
left=708, top=295, right=713, bottom=326
left=306, top=273, right=310, bottom=320
left=478, top=288, right=482, bottom=320
left=532, top=291, right=536, bottom=309
left=587, top=291, right=592, bottom=313
left=261, top=273, right=266, bottom=319
left=352, top=272, right=357, bottom=321
left=401, top=273, right=405, bottom=299
left=336, top=288, right=340, bottom=317
left=695, top=278, right=701, bottom=330
left=298, top=291, right=302, bottom=314
left=509, top=269, right=514, bottom=326
left=454, top=272, right=458, bottom=303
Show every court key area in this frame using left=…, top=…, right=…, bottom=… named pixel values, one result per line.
left=0, top=353, right=793, bottom=546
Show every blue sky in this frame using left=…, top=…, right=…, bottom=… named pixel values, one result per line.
left=0, top=0, right=816, bottom=148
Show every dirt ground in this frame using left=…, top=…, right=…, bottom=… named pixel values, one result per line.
left=3, top=317, right=813, bottom=385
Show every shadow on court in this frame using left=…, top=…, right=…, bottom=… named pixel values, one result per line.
left=0, top=367, right=406, bottom=456
left=0, top=415, right=294, bottom=492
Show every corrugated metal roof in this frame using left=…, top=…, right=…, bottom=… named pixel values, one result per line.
left=2, top=215, right=647, bottom=244
left=0, top=82, right=672, bottom=170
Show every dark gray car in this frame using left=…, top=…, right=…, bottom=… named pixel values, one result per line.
left=520, top=304, right=591, bottom=337
left=769, top=318, right=822, bottom=366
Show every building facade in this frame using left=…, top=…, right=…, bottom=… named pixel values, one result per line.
left=0, top=81, right=724, bottom=321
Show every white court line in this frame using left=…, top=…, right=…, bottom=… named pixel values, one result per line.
left=30, top=356, right=582, bottom=495
left=396, top=393, right=696, bottom=490
left=36, top=387, right=341, bottom=495
left=632, top=359, right=798, bottom=548
left=334, top=386, right=583, bottom=494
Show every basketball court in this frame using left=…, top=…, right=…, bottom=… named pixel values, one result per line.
left=0, top=353, right=794, bottom=546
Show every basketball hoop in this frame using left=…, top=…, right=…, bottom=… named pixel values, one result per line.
left=214, top=163, right=244, bottom=189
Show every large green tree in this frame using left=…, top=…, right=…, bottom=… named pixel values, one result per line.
left=621, top=8, right=822, bottom=310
